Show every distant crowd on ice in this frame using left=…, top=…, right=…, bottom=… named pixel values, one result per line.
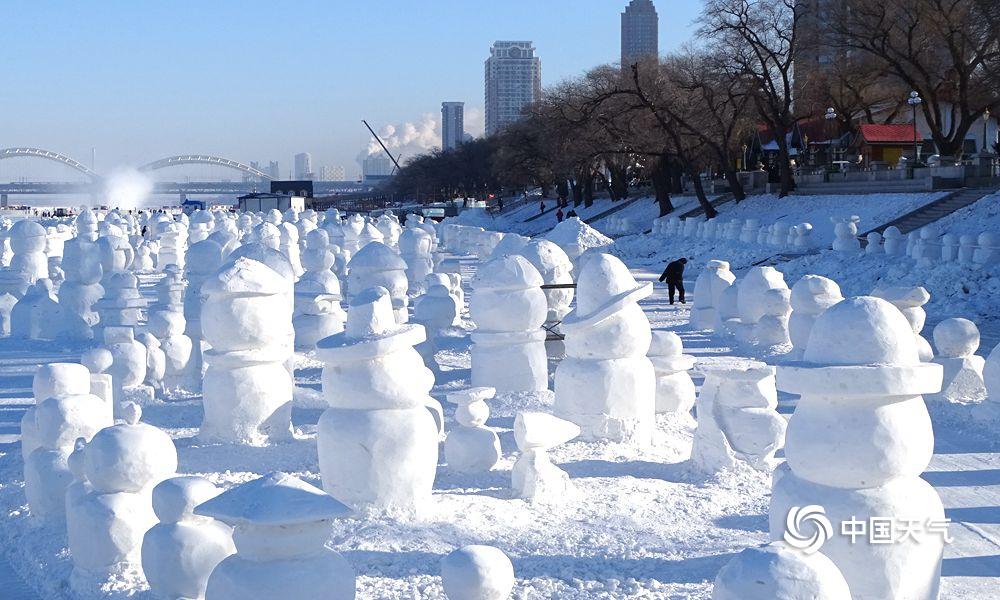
left=9, top=204, right=1000, bottom=599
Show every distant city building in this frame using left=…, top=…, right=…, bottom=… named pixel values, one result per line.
left=442, top=102, right=466, bottom=151
left=319, top=165, right=346, bottom=181
left=266, top=161, right=280, bottom=180
left=294, top=152, right=313, bottom=180
left=362, top=154, right=394, bottom=184
left=485, top=41, right=541, bottom=136
left=621, top=0, right=659, bottom=66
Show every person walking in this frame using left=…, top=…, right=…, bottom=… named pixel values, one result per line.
left=659, top=258, right=688, bottom=305
left=556, top=207, right=564, bottom=222
left=539, top=200, right=545, bottom=214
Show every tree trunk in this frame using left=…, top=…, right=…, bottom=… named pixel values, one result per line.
left=570, top=178, right=583, bottom=207
left=724, top=165, right=746, bottom=202
left=583, top=174, right=594, bottom=208
left=650, top=158, right=675, bottom=217
left=608, top=163, right=629, bottom=201
left=774, top=126, right=796, bottom=198
left=689, top=167, right=717, bottom=219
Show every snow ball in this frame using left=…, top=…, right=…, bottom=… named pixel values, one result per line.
left=152, top=476, right=223, bottom=524
left=932, top=318, right=980, bottom=358
left=804, top=297, right=919, bottom=366
left=441, top=545, right=515, bottom=600
left=712, top=542, right=851, bottom=600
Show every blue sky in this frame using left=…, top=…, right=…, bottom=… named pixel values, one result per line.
left=1, top=0, right=700, bottom=180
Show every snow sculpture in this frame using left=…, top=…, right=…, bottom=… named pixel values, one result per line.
left=739, top=219, right=760, bottom=244
left=830, top=216, right=861, bottom=252
left=80, top=348, right=115, bottom=418
left=691, top=364, right=785, bottom=473
left=0, top=219, right=48, bottom=298
left=182, top=239, right=224, bottom=392
left=712, top=542, right=851, bottom=600
left=103, top=327, right=152, bottom=416
left=768, top=223, right=790, bottom=247
left=520, top=239, right=575, bottom=354
left=865, top=231, right=883, bottom=255
left=690, top=260, right=736, bottom=331
left=376, top=213, right=402, bottom=248
left=917, top=225, right=942, bottom=266
left=732, top=266, right=788, bottom=343
left=22, top=363, right=108, bottom=524
left=512, top=411, right=579, bottom=502
left=316, top=287, right=440, bottom=512
left=294, top=229, right=347, bottom=350
left=279, top=222, right=305, bottom=278
left=772, top=297, right=946, bottom=600
left=194, top=472, right=355, bottom=600
left=359, top=219, right=385, bottom=249
left=188, top=210, right=214, bottom=244
left=974, top=231, right=998, bottom=264
left=94, top=271, right=145, bottom=331
left=545, top=217, right=613, bottom=275
left=958, top=234, right=977, bottom=264
left=788, top=275, right=843, bottom=358
left=940, top=233, right=958, bottom=262
left=872, top=285, right=933, bottom=361
left=413, top=283, right=459, bottom=368
left=151, top=264, right=185, bottom=314
left=200, top=257, right=294, bottom=445
left=346, top=241, right=409, bottom=323
left=441, top=545, right=516, bottom=600
left=554, top=254, right=655, bottom=444
left=399, top=226, right=434, bottom=292
left=755, top=288, right=792, bottom=347
left=470, top=255, right=548, bottom=392
left=148, top=310, right=196, bottom=393
left=341, top=213, right=364, bottom=255
left=793, top=223, right=814, bottom=249
left=488, top=232, right=529, bottom=260
left=475, top=231, right=504, bottom=260
left=141, top=476, right=235, bottom=600
left=929, top=318, right=986, bottom=403
left=68, top=404, right=178, bottom=593
left=138, top=332, right=166, bottom=394
left=882, top=226, right=905, bottom=256
left=445, top=387, right=501, bottom=473
left=157, top=220, right=187, bottom=270
left=10, top=278, right=86, bottom=341
left=59, top=210, right=104, bottom=326
left=647, top=331, right=696, bottom=415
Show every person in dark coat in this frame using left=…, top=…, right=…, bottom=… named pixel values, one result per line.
left=659, top=258, right=688, bottom=304
left=556, top=208, right=564, bottom=222
left=539, top=201, right=546, bottom=214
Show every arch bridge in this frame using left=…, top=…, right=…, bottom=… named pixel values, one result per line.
left=137, top=155, right=272, bottom=179
left=0, top=147, right=100, bottom=179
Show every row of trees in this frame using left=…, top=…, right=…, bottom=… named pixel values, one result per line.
left=386, top=0, right=999, bottom=217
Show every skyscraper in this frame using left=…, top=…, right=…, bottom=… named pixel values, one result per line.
left=621, top=0, right=659, bottom=66
left=484, top=41, right=541, bottom=136
left=442, top=102, right=465, bottom=151
left=294, top=152, right=313, bottom=180
left=267, top=161, right=280, bottom=180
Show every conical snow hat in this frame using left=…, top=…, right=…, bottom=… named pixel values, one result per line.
left=561, top=253, right=651, bottom=330
left=315, top=286, right=424, bottom=360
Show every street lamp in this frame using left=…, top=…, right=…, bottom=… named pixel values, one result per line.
left=983, top=108, right=991, bottom=154
left=907, top=91, right=923, bottom=165
left=825, top=107, right=838, bottom=167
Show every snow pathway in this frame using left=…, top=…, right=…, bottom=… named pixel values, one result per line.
left=0, top=261, right=994, bottom=598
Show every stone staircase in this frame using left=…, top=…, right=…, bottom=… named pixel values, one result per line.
left=860, top=187, right=998, bottom=238
left=583, top=196, right=646, bottom=225
left=678, top=193, right=735, bottom=219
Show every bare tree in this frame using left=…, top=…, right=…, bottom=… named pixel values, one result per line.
left=832, top=0, right=1000, bottom=158
left=700, top=0, right=801, bottom=197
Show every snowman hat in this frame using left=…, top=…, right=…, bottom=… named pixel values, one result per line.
left=316, top=286, right=424, bottom=361
left=562, top=253, right=651, bottom=330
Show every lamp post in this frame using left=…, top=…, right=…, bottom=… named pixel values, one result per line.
left=907, top=91, right=923, bottom=166
left=825, top=107, right=838, bottom=168
left=983, top=108, right=991, bottom=154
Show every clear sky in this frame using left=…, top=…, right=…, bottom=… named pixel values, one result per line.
left=1, top=0, right=700, bottom=180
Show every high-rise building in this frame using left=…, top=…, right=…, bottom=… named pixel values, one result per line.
left=319, top=165, right=346, bottom=181
left=621, top=0, right=659, bottom=66
left=267, top=161, right=280, bottom=180
left=362, top=154, right=394, bottom=184
left=294, top=152, right=313, bottom=180
left=442, top=102, right=466, bottom=151
left=484, top=41, right=541, bottom=136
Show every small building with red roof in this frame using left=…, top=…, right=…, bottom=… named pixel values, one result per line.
left=851, top=123, right=923, bottom=166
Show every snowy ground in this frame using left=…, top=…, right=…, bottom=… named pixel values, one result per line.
left=0, top=246, right=998, bottom=598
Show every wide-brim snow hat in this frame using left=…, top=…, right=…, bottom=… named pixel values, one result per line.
left=315, top=286, right=424, bottom=361
left=561, top=253, right=651, bottom=331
